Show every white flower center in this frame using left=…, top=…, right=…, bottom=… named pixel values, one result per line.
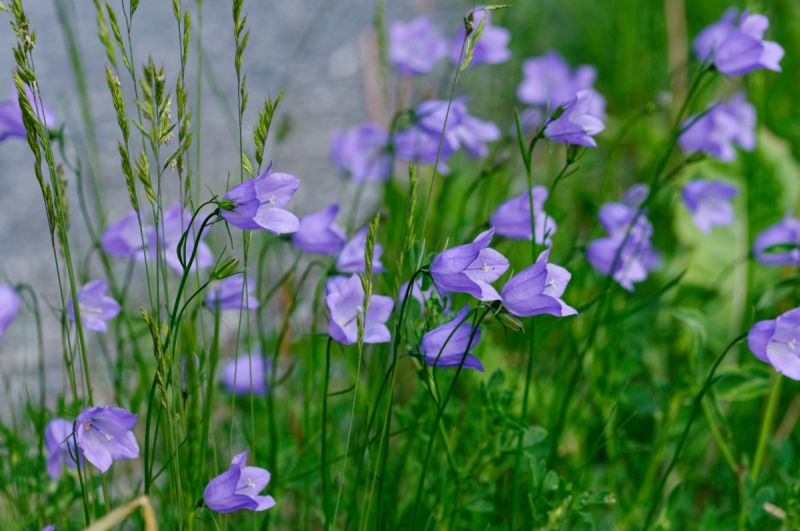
left=266, top=194, right=277, bottom=205
left=481, top=263, right=491, bottom=273
left=789, top=339, right=797, bottom=351
left=105, top=433, right=114, bottom=441
left=247, top=480, right=256, bottom=488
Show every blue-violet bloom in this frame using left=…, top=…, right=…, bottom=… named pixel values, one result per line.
left=0, top=284, right=21, bottom=337
left=753, top=217, right=800, bottom=266
left=221, top=168, right=300, bottom=233
left=749, top=308, right=800, bottom=380
left=75, top=406, right=139, bottom=473
left=679, top=93, right=755, bottom=162
left=292, top=203, right=346, bottom=255
left=222, top=352, right=269, bottom=396
left=389, top=17, right=447, bottom=75
left=430, top=229, right=509, bottom=301
left=325, top=274, right=393, bottom=345
left=66, top=280, right=121, bottom=333
left=682, top=179, right=738, bottom=233
left=206, top=274, right=259, bottom=311
left=501, top=250, right=577, bottom=317
left=204, top=449, right=275, bottom=513
left=330, top=123, right=392, bottom=182
left=490, top=186, right=557, bottom=245
left=336, top=227, right=385, bottom=273
left=420, top=306, right=483, bottom=371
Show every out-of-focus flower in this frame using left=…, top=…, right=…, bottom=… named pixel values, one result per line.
left=431, top=229, right=509, bottom=301
left=451, top=10, right=511, bottom=67
left=517, top=51, right=600, bottom=110
left=206, top=274, right=259, bottom=311
left=325, top=274, right=393, bottom=345
left=150, top=203, right=214, bottom=273
left=501, top=250, right=577, bottom=317
left=336, top=227, right=385, bottom=274
left=679, top=93, right=755, bottom=162
left=394, top=126, right=455, bottom=174
left=491, top=186, right=557, bottom=245
left=330, top=123, right=392, bottom=182
left=587, top=185, right=660, bottom=291
left=753, top=217, right=800, bottom=266
left=749, top=308, right=800, bottom=379
left=221, top=352, right=269, bottom=396
left=420, top=306, right=483, bottom=371
left=544, top=90, right=606, bottom=147
left=102, top=210, right=147, bottom=259
left=204, top=449, right=275, bottom=513
left=0, top=284, right=21, bottom=337
left=694, top=9, right=784, bottom=76
left=45, top=418, right=79, bottom=479
left=389, top=17, right=448, bottom=75
left=221, top=169, right=300, bottom=233
left=75, top=406, right=139, bottom=473
left=681, top=179, right=738, bottom=233
left=42, top=526, right=55, bottom=531
left=292, top=204, right=346, bottom=255
left=0, top=88, right=56, bottom=142
left=66, top=280, right=121, bottom=333
left=414, top=98, right=500, bottom=158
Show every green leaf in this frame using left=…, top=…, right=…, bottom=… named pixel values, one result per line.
left=715, top=365, right=773, bottom=402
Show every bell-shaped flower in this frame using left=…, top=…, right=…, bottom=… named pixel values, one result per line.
left=66, top=280, right=121, bottom=333
left=544, top=90, right=606, bottom=147
left=694, top=9, right=783, bottom=76
left=336, top=227, right=385, bottom=273
left=102, top=210, right=147, bottom=259
left=221, top=352, right=270, bottom=396
left=681, top=179, right=738, bottom=233
left=753, top=216, right=800, bottom=266
left=430, top=229, right=509, bottom=301
left=0, top=88, right=56, bottom=142
left=749, top=308, right=800, bottom=380
left=517, top=51, right=599, bottom=111
left=292, top=204, right=346, bottom=255
left=394, top=125, right=455, bottom=174
left=414, top=98, right=500, bottom=158
left=490, top=186, right=557, bottom=245
left=420, top=306, right=483, bottom=371
left=75, top=406, right=139, bottom=473
left=0, top=284, right=21, bottom=337
left=389, top=17, right=447, bottom=76
left=204, top=449, right=275, bottom=513
left=325, top=274, right=393, bottom=345
left=450, top=10, right=511, bottom=67
left=330, top=124, right=392, bottom=182
left=679, top=93, right=755, bottom=162
left=150, top=203, right=214, bottom=273
left=45, top=418, right=80, bottom=479
left=221, top=168, right=300, bottom=234
left=206, top=274, right=259, bottom=311
left=501, top=250, right=577, bottom=317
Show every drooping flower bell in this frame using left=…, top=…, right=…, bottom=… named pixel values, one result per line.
left=679, top=93, right=755, bottom=162
left=681, top=179, right=738, bottom=233
left=66, top=280, right=121, bottom=333
left=544, top=90, right=606, bottom=147
left=430, top=229, right=509, bottom=301
left=292, top=204, right=347, bottom=255
left=0, top=284, right=21, bottom=337
left=204, top=449, right=275, bottom=513
left=325, top=274, right=393, bottom=345
left=501, top=250, right=577, bottom=318
left=221, top=168, right=300, bottom=234
left=75, top=406, right=139, bottom=473
left=749, top=308, right=800, bottom=380
left=420, top=306, right=484, bottom=371
left=490, top=186, right=557, bottom=245
left=389, top=17, right=448, bottom=76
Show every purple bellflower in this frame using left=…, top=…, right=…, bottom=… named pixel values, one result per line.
left=430, top=229, right=509, bottom=301
left=221, top=168, right=300, bottom=233
left=394, top=125, right=455, bottom=174
left=45, top=418, right=79, bottom=479
left=222, top=352, right=269, bottom=396
left=753, top=217, right=800, bottom=266
left=586, top=185, right=660, bottom=291
left=0, top=284, right=21, bottom=337
left=501, top=250, right=577, bottom=318
left=679, top=93, right=755, bottom=162
left=749, top=308, right=800, bottom=380
left=544, top=90, right=606, bottom=147
left=102, top=210, right=147, bottom=259
left=0, top=88, right=56, bottom=142
left=490, top=186, right=557, bottom=245
left=42, top=526, right=55, bottom=531
left=336, top=227, right=385, bottom=273
left=389, top=17, right=448, bottom=75
left=451, top=10, right=511, bottom=67
left=66, top=280, right=121, bottom=333
left=206, top=274, right=259, bottom=311
left=420, top=306, right=484, bottom=371
left=292, top=204, right=346, bottom=255
left=681, top=179, right=738, bottom=233
left=330, top=123, right=392, bottom=182
left=75, top=406, right=139, bottom=473
left=325, top=274, right=393, bottom=345
left=150, top=203, right=214, bottom=273
left=204, top=449, right=275, bottom=513
left=694, top=9, right=784, bottom=76
left=414, top=98, right=501, bottom=158
left=517, top=51, right=599, bottom=110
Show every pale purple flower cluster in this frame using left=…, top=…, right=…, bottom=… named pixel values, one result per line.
left=325, top=274, right=393, bottom=345
left=681, top=180, right=738, bottom=233
left=587, top=185, right=660, bottom=291
left=66, top=280, right=121, bottom=333
left=694, top=9, right=784, bottom=76
left=679, top=93, right=755, bottom=162
left=204, top=449, right=275, bottom=513
left=749, top=308, right=800, bottom=380
left=46, top=406, right=139, bottom=476
left=491, top=186, right=557, bottom=245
